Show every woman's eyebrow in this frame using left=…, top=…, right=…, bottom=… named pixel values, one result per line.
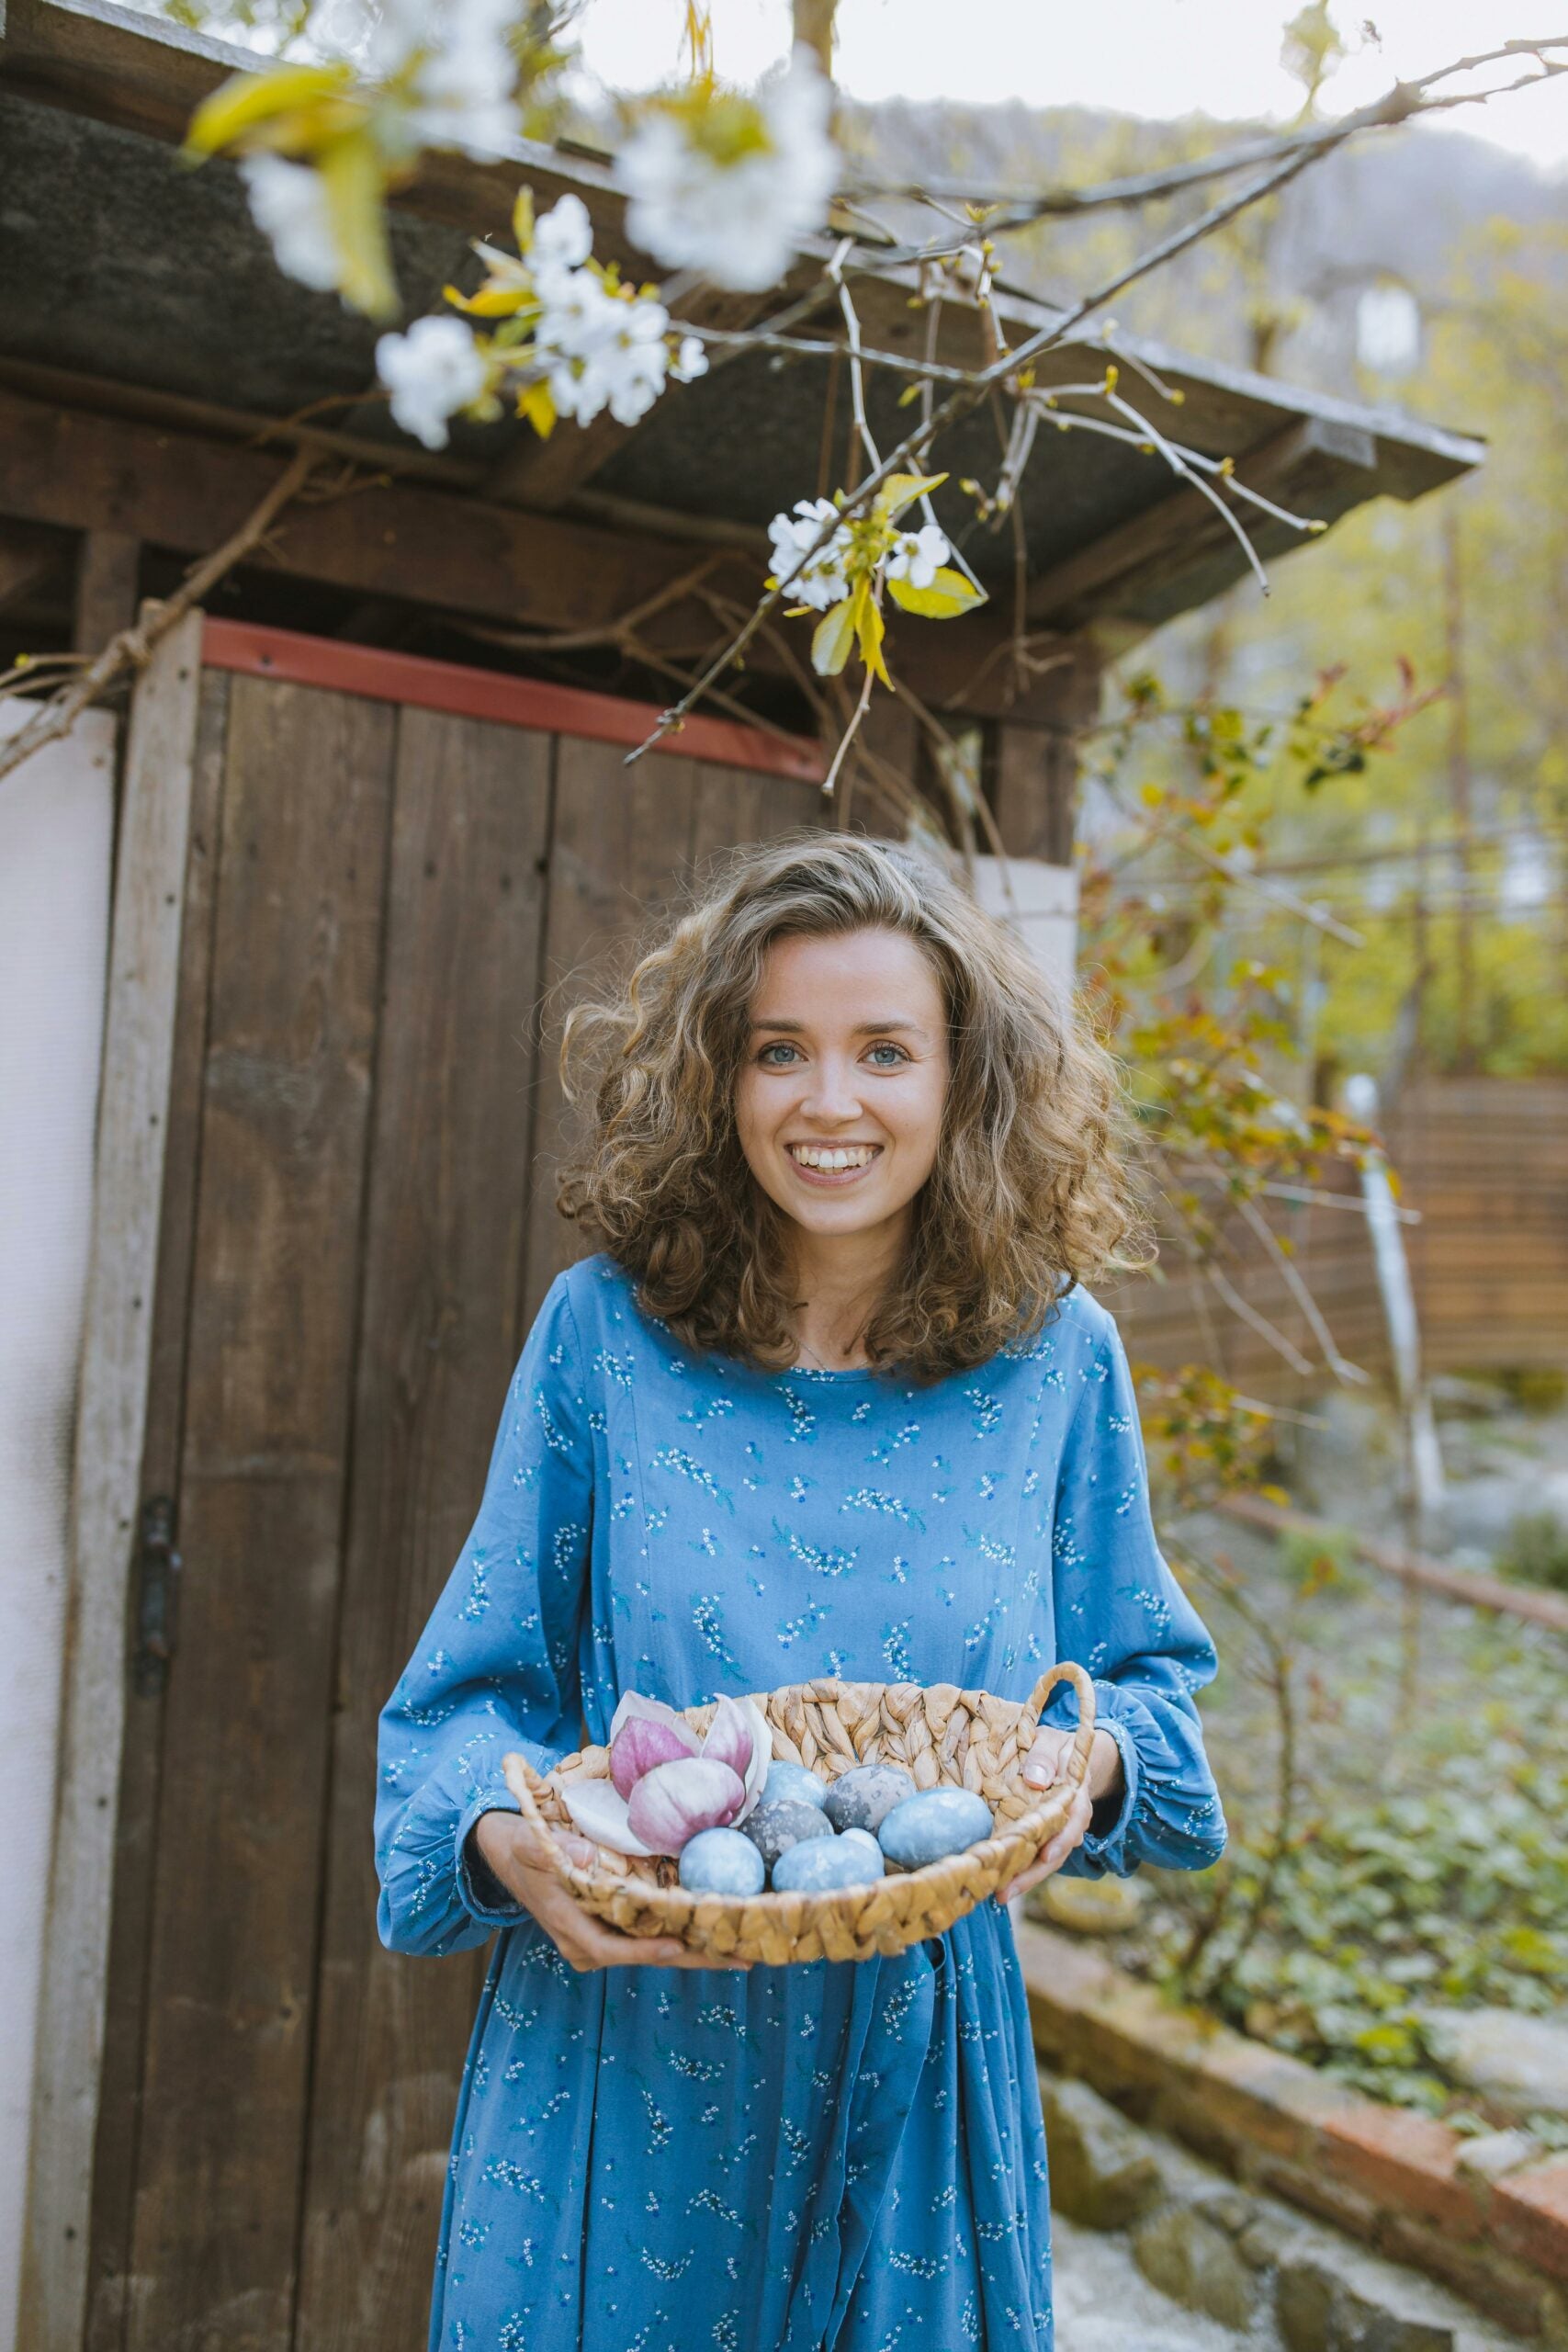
left=749, top=1016, right=930, bottom=1037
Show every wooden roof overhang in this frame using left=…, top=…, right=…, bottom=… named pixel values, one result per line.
left=0, top=0, right=1485, bottom=718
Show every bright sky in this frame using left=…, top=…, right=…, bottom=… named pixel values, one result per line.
left=575, top=2, right=1568, bottom=172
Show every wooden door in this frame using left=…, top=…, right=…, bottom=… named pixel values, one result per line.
left=83, top=623, right=821, bottom=2351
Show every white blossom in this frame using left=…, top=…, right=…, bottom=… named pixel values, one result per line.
left=886, top=522, right=950, bottom=592
left=530, top=192, right=593, bottom=275
left=670, top=334, right=709, bottom=383
left=376, top=0, right=521, bottom=162
left=376, top=313, right=489, bottom=447
left=548, top=298, right=674, bottom=428
left=615, top=44, right=838, bottom=293
left=239, top=154, right=340, bottom=293
left=768, top=496, right=852, bottom=610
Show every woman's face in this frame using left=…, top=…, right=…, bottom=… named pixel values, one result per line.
left=735, top=926, right=951, bottom=1249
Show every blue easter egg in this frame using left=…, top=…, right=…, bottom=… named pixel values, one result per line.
left=835, top=1827, right=886, bottom=1878
left=761, top=1758, right=830, bottom=1812
left=771, top=1832, right=886, bottom=1895
left=678, top=1826, right=767, bottom=1897
left=877, top=1788, right=995, bottom=1871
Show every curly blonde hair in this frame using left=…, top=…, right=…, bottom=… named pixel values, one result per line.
left=556, top=831, right=1148, bottom=1378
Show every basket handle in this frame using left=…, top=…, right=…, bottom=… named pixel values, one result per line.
left=1020, top=1660, right=1098, bottom=1796
left=498, top=1749, right=578, bottom=1884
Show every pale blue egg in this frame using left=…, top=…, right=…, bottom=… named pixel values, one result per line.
left=771, top=1833, right=886, bottom=1894
left=877, top=1788, right=995, bottom=1871
left=678, top=1826, right=766, bottom=1897
left=761, top=1758, right=830, bottom=1812
left=835, top=1827, right=886, bottom=1878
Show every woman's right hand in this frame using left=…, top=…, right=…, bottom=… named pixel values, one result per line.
left=472, top=1808, right=752, bottom=1972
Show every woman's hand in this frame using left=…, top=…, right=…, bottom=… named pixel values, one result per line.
left=472, top=1809, right=752, bottom=1972
left=994, top=1725, right=1123, bottom=1907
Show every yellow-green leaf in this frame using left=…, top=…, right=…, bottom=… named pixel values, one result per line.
left=518, top=379, right=557, bottom=438
left=184, top=62, right=355, bottom=159
left=318, top=133, right=398, bottom=319
left=512, top=183, right=536, bottom=252
left=855, top=588, right=891, bottom=686
left=886, top=565, right=987, bottom=620
left=878, top=469, right=947, bottom=521
left=446, top=278, right=536, bottom=318
left=811, top=598, right=856, bottom=677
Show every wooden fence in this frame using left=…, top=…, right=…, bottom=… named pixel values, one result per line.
left=1105, top=1077, right=1568, bottom=1395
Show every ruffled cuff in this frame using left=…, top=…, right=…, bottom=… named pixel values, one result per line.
left=1072, top=1700, right=1141, bottom=1876
left=1051, top=1677, right=1226, bottom=1882
left=377, top=1724, right=559, bottom=1956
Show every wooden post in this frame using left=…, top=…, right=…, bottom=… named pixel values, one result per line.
left=987, top=644, right=1101, bottom=866
left=18, top=608, right=203, bottom=2352
left=72, top=532, right=141, bottom=657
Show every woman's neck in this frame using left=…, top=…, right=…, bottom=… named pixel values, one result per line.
left=784, top=1216, right=909, bottom=1370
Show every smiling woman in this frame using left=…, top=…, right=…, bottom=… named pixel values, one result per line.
left=375, top=831, right=1225, bottom=2352
left=557, top=831, right=1149, bottom=1375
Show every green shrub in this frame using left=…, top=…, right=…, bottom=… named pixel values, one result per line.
left=1495, top=1509, right=1568, bottom=1593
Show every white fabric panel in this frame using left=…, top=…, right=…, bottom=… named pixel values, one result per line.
left=0, top=705, right=115, bottom=2352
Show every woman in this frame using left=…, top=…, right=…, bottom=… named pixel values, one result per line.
left=375, top=832, right=1225, bottom=2352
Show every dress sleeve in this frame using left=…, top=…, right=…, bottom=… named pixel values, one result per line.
left=374, top=1270, right=593, bottom=1956
left=1040, top=1308, right=1228, bottom=1881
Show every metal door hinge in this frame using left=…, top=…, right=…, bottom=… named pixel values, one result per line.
left=132, top=1495, right=181, bottom=1696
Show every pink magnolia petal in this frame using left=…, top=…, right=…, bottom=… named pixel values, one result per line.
left=700, top=1693, right=755, bottom=1784
left=608, top=1690, right=700, bottom=1745
left=558, top=1775, right=656, bottom=1857
left=610, top=1714, right=703, bottom=1798
left=626, top=1756, right=746, bottom=1857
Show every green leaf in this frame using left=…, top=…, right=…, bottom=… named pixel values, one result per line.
left=886, top=566, right=987, bottom=620
left=318, top=133, right=399, bottom=319
left=184, top=62, right=355, bottom=159
left=512, top=183, right=536, bottom=251
left=811, top=598, right=856, bottom=677
left=878, top=469, right=947, bottom=521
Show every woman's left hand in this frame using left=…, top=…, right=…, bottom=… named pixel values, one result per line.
left=994, top=1725, right=1123, bottom=1906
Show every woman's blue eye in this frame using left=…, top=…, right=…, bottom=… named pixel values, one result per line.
left=758, top=1042, right=799, bottom=1066
left=866, top=1043, right=908, bottom=1066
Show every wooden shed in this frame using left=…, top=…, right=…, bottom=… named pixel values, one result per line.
left=0, top=6, right=1484, bottom=2346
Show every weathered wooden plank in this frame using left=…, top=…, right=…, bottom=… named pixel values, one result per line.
left=123, top=675, right=396, bottom=2352
left=72, top=528, right=141, bottom=654
left=84, top=667, right=231, bottom=2352
left=524, top=736, right=706, bottom=1315
left=293, top=707, right=554, bottom=2352
left=19, top=612, right=203, bottom=2352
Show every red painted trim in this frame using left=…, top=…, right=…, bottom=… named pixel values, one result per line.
left=199, top=616, right=827, bottom=786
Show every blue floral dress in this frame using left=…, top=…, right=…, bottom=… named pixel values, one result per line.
left=375, top=1254, right=1225, bottom=2352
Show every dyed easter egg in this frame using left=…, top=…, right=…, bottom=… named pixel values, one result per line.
left=877, top=1788, right=995, bottom=1871
left=772, top=1832, right=886, bottom=1894
left=678, top=1826, right=767, bottom=1897
left=823, top=1761, right=917, bottom=1835
left=761, top=1758, right=830, bottom=1812
left=740, top=1796, right=834, bottom=1871
left=835, top=1827, right=886, bottom=1878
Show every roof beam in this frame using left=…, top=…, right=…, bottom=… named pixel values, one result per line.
left=0, top=381, right=1085, bottom=722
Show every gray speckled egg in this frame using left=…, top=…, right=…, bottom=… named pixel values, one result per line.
left=761, top=1758, right=830, bottom=1812
left=740, top=1797, right=834, bottom=1870
left=878, top=1787, right=995, bottom=1871
left=772, top=1833, right=886, bottom=1894
left=822, top=1761, right=917, bottom=1835
left=678, top=1826, right=767, bottom=1897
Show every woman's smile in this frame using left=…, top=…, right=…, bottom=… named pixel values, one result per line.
left=784, top=1140, right=884, bottom=1184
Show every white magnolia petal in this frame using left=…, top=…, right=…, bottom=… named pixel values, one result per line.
left=700, top=1692, right=754, bottom=1783
left=558, top=1774, right=656, bottom=1857
left=733, top=1699, right=773, bottom=1824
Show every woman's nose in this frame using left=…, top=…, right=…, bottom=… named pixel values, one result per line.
left=801, top=1057, right=863, bottom=1122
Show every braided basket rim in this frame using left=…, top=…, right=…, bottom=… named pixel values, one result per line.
left=500, top=1662, right=1096, bottom=1963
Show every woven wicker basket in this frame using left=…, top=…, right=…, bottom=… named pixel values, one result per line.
left=501, top=1661, right=1095, bottom=1965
